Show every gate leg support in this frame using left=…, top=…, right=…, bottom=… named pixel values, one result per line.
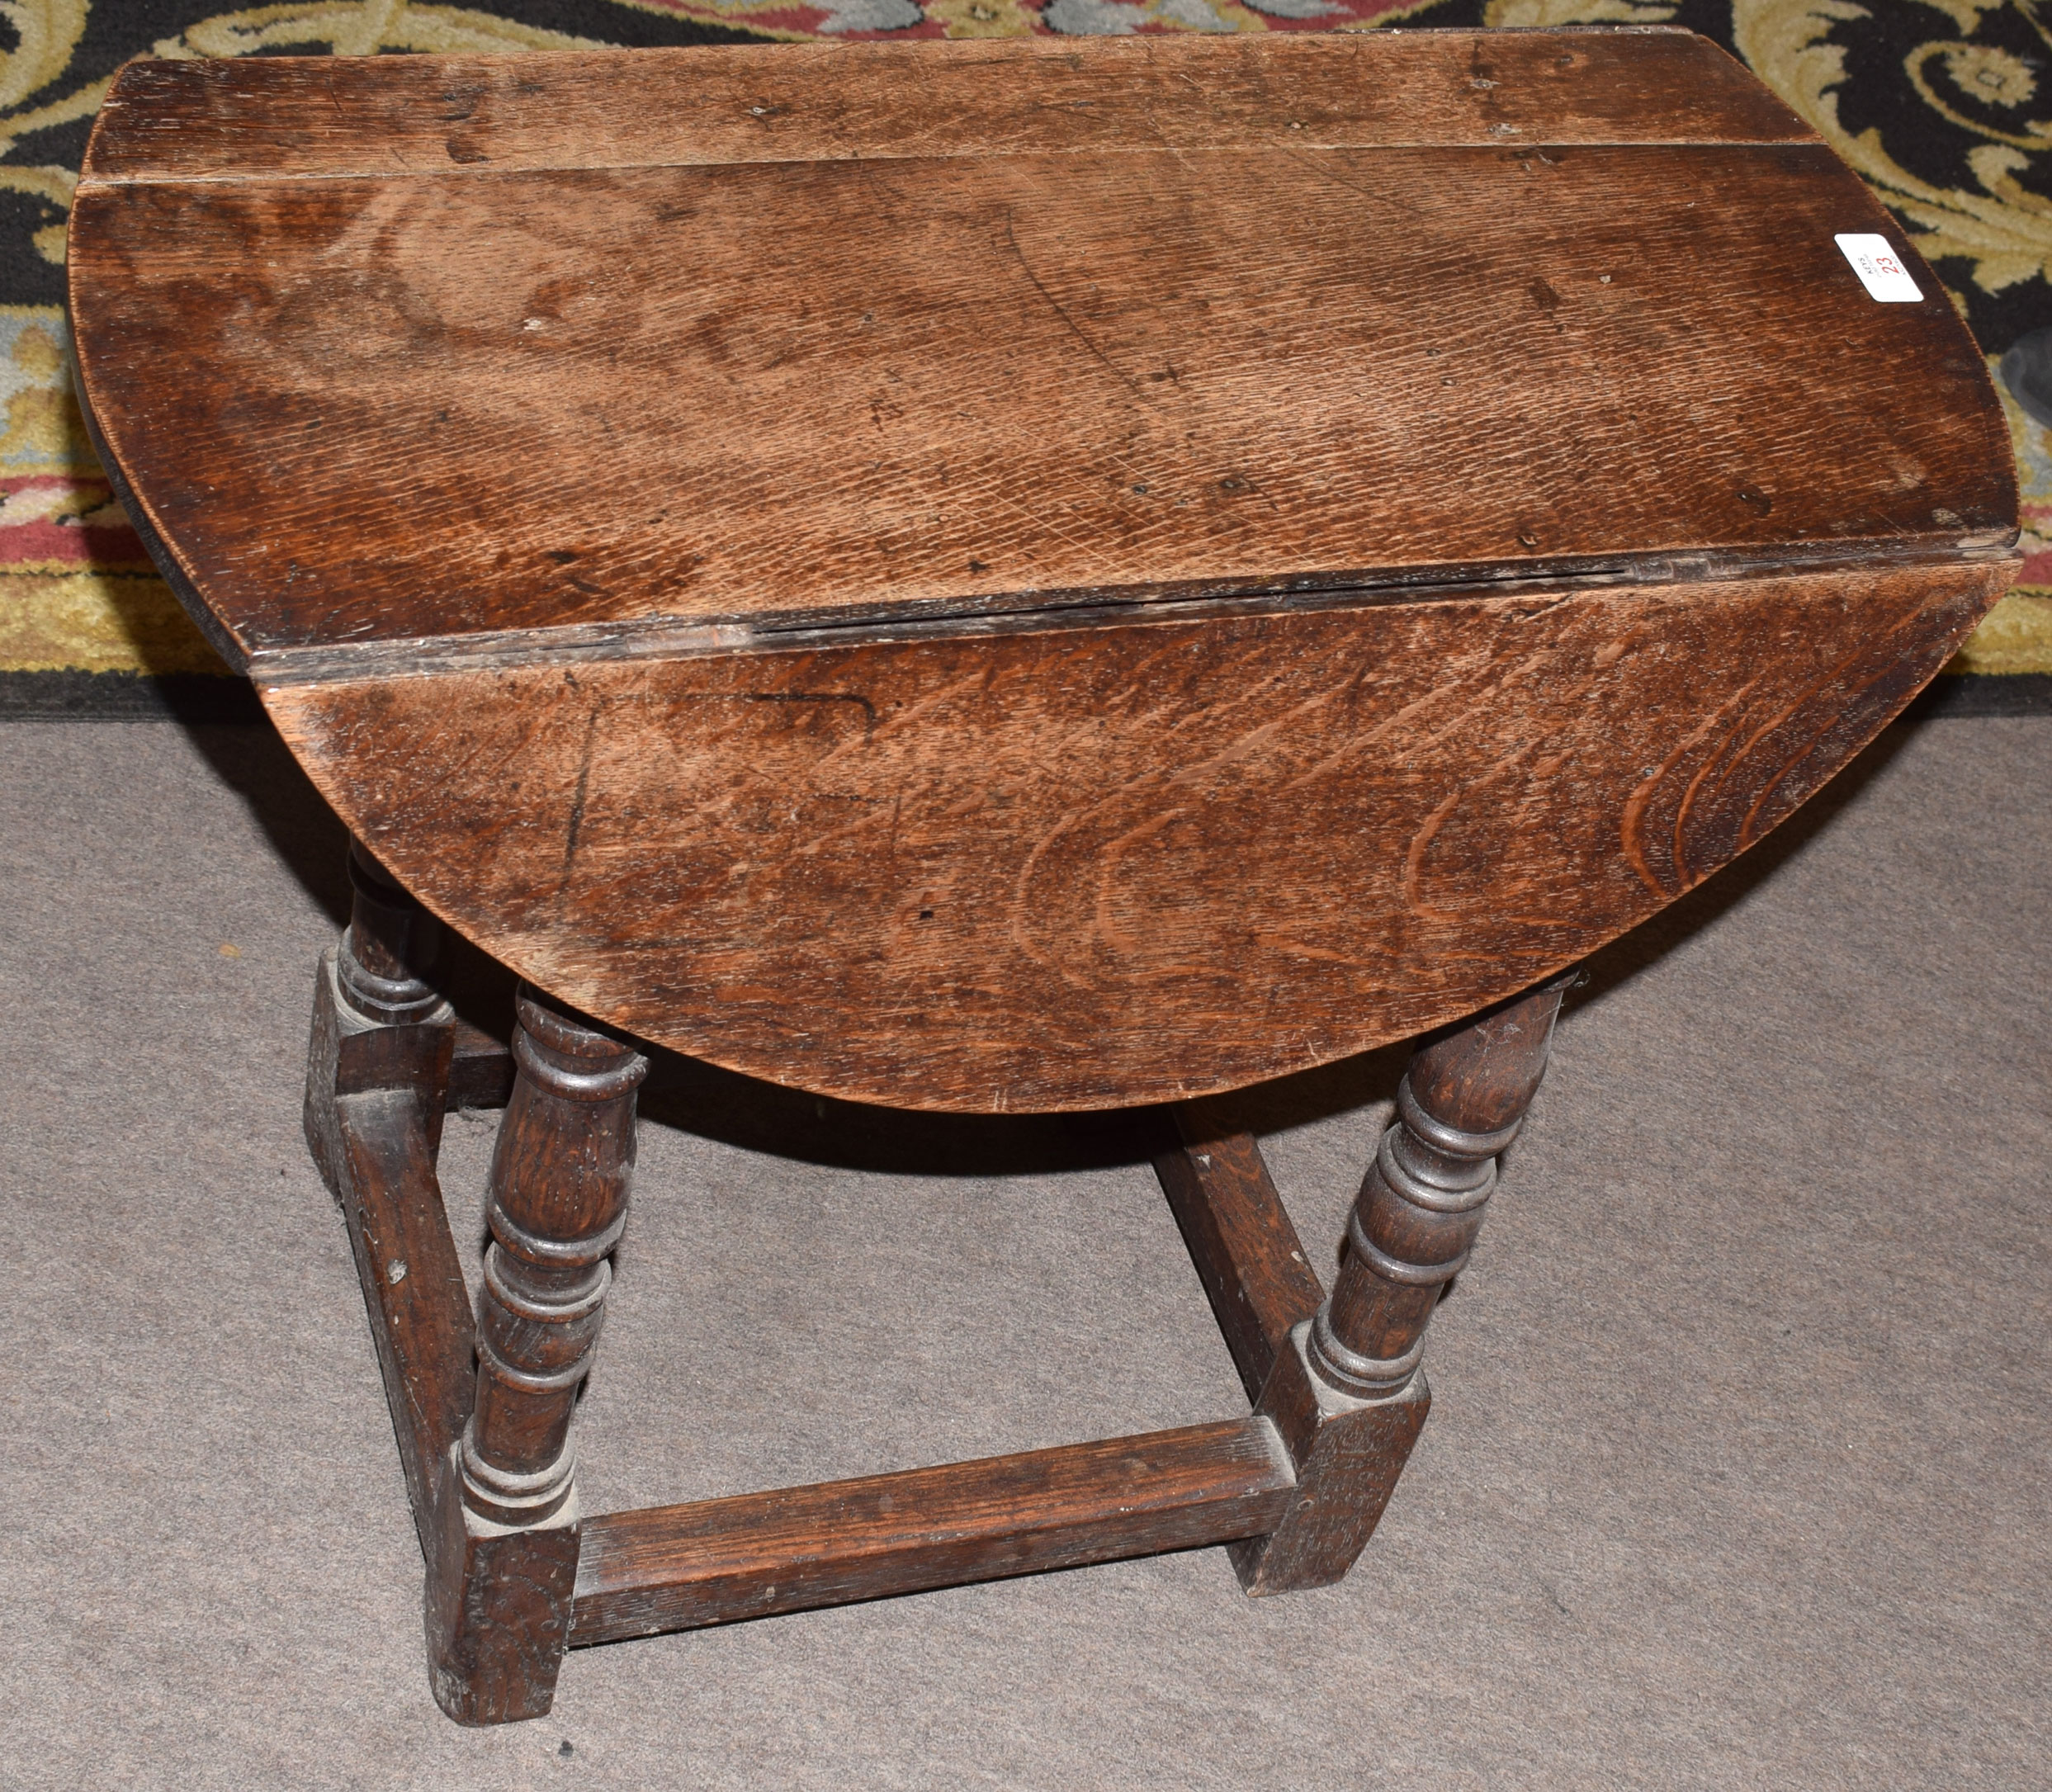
left=303, top=840, right=470, bottom=1561
left=428, top=984, right=647, bottom=1726
left=1233, top=975, right=1573, bottom=1594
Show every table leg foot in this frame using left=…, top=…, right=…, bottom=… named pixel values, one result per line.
left=1229, top=1324, right=1430, bottom=1595
left=427, top=1467, right=581, bottom=1726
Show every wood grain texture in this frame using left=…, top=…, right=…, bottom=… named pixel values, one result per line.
left=79, top=32, right=1813, bottom=188
left=1154, top=1109, right=1325, bottom=1400
left=570, top=1418, right=1294, bottom=1646
left=334, top=1093, right=475, bottom=1521
left=69, top=42, right=2007, bottom=662
left=72, top=31, right=2021, bottom=1113
left=267, top=560, right=2006, bottom=1110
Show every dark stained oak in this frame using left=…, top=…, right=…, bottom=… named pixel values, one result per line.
left=71, top=137, right=2010, bottom=657
left=303, top=852, right=472, bottom=1560
left=69, top=31, right=2019, bottom=1109
left=75, top=30, right=2029, bottom=1724
left=335, top=839, right=449, bottom=1029
left=1231, top=1339, right=1432, bottom=1599
left=267, top=560, right=2005, bottom=1109
left=305, top=1012, right=473, bottom=1563
left=570, top=1419, right=1295, bottom=1647
left=306, top=842, right=642, bottom=1724
left=1312, top=978, right=1570, bottom=1398
left=426, top=1486, right=581, bottom=1728
left=460, top=986, right=646, bottom=1527
left=431, top=987, right=648, bottom=1724
left=1154, top=1108, right=1325, bottom=1401
left=448, top=1020, right=515, bottom=1112
left=81, top=31, right=1813, bottom=187
left=1236, top=981, right=1568, bottom=1594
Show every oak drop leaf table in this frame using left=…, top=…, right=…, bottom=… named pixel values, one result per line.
left=69, top=29, right=2019, bottom=1724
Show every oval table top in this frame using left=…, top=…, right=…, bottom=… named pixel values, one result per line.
left=68, top=31, right=2021, bottom=1110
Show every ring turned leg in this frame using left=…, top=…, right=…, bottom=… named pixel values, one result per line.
left=428, top=984, right=648, bottom=1726
left=306, top=839, right=456, bottom=1191
left=1232, top=975, right=1573, bottom=1594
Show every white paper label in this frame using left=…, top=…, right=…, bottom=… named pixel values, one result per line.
left=1834, top=234, right=1923, bottom=303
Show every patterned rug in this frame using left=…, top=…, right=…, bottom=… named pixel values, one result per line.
left=3, top=0, right=2048, bottom=714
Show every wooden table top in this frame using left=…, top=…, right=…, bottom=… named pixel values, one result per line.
left=69, top=33, right=2021, bottom=1111
left=73, top=31, right=2009, bottom=676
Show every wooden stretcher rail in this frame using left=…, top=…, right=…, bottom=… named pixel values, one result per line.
left=303, top=955, right=474, bottom=1563
left=447, top=1019, right=515, bottom=1111
left=570, top=1418, right=1296, bottom=1646
left=1154, top=1110, right=1326, bottom=1402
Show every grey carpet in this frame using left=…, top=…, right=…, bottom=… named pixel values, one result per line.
left=2, top=716, right=2047, bottom=1790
